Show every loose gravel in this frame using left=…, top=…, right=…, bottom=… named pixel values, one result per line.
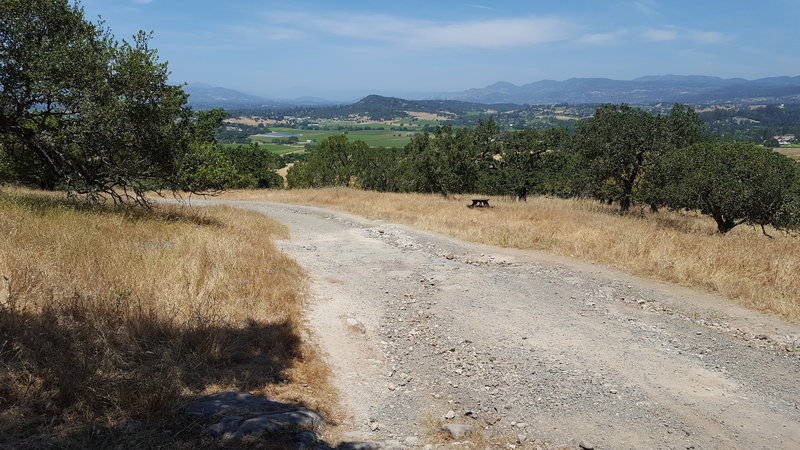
left=195, top=200, right=800, bottom=450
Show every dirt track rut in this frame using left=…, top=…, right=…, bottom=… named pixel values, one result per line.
left=207, top=200, right=800, bottom=449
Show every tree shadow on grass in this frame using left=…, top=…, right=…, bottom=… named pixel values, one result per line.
left=0, top=299, right=304, bottom=449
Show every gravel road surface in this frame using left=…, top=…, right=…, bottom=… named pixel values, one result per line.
left=200, top=200, right=800, bottom=449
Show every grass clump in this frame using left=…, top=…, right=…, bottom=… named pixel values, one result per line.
left=0, top=191, right=333, bottom=448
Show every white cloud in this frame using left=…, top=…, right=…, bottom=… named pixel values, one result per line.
left=578, top=31, right=627, bottom=46
left=134, top=0, right=153, bottom=4
left=642, top=26, right=731, bottom=44
left=421, top=17, right=574, bottom=48
left=632, top=0, right=657, bottom=16
left=642, top=28, right=678, bottom=41
left=466, top=4, right=494, bottom=10
left=267, top=13, right=576, bottom=49
left=689, top=31, right=730, bottom=44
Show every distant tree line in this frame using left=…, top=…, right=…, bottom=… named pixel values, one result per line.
left=699, top=104, right=800, bottom=147
left=217, top=123, right=269, bottom=144
left=220, top=102, right=800, bottom=147
left=288, top=105, right=800, bottom=234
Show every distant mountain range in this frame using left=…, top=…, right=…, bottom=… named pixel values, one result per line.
left=184, top=75, right=800, bottom=109
left=183, top=83, right=339, bottom=109
left=431, top=75, right=800, bottom=105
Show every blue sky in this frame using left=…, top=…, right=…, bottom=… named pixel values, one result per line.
left=80, top=0, right=800, bottom=100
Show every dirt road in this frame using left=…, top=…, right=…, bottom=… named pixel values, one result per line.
left=205, top=200, right=800, bottom=449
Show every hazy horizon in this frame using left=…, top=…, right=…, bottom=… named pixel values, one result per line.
left=81, top=1, right=800, bottom=100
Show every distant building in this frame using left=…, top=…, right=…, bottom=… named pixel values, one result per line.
left=774, top=134, right=796, bottom=146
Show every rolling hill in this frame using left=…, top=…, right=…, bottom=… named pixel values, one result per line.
left=431, top=75, right=800, bottom=105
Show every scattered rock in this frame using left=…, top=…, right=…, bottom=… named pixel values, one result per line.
left=207, top=408, right=325, bottom=439
left=347, top=317, right=367, bottom=333
left=444, top=410, right=456, bottom=419
left=579, top=440, right=595, bottom=449
left=184, top=391, right=286, bottom=419
left=441, top=423, right=474, bottom=439
left=293, top=430, right=320, bottom=450
left=183, top=392, right=325, bottom=442
left=338, top=442, right=382, bottom=450
left=381, top=439, right=406, bottom=450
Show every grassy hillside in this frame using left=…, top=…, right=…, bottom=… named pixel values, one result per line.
left=220, top=188, right=800, bottom=322
left=0, top=190, right=333, bottom=447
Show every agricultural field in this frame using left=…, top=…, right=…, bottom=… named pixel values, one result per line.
left=775, top=146, right=800, bottom=160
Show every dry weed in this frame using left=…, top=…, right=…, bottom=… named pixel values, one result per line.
left=0, top=191, right=333, bottom=447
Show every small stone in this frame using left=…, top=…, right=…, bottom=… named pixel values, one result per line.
left=347, top=317, right=366, bottom=333
left=579, top=440, right=595, bottom=449
left=405, top=436, right=420, bottom=445
left=445, top=410, right=456, bottom=419
left=370, top=422, right=381, bottom=431
left=517, top=434, right=527, bottom=443
left=340, top=442, right=383, bottom=450
left=441, top=423, right=474, bottom=439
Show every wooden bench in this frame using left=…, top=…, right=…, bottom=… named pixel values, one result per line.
left=467, top=198, right=491, bottom=208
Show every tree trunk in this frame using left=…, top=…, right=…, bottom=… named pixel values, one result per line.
left=714, top=216, right=737, bottom=234
left=619, top=196, right=631, bottom=213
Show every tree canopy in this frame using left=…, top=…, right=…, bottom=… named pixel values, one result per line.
left=571, top=104, right=706, bottom=212
left=0, top=0, right=233, bottom=204
left=649, top=142, right=800, bottom=234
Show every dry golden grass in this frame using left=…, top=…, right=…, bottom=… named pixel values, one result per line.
left=0, top=190, right=334, bottom=447
left=219, top=187, right=800, bottom=322
left=775, top=147, right=800, bottom=161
